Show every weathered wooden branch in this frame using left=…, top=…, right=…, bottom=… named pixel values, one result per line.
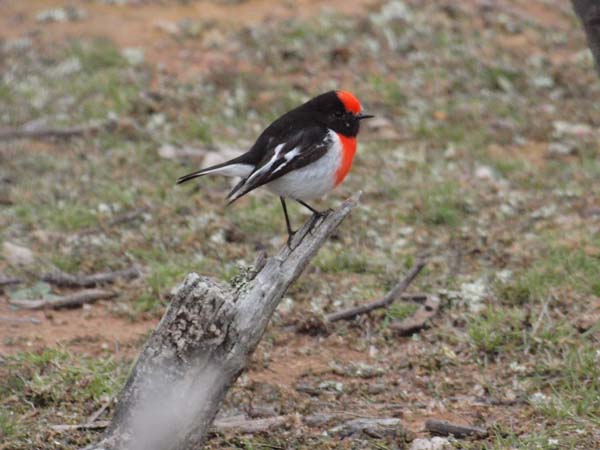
left=325, top=258, right=427, bottom=322
left=425, top=419, right=488, bottom=439
left=9, top=289, right=117, bottom=310
left=81, top=193, right=360, bottom=450
left=0, top=275, right=21, bottom=287
left=572, top=0, right=600, bottom=74
left=41, top=266, right=140, bottom=288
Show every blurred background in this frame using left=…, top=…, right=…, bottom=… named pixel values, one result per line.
left=1, top=1, right=599, bottom=448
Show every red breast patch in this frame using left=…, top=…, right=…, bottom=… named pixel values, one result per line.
left=336, top=90, right=362, bottom=115
left=335, top=133, right=357, bottom=186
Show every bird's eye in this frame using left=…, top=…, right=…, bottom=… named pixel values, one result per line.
left=334, top=111, right=344, bottom=118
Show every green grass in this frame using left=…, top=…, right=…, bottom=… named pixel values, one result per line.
left=315, top=248, right=371, bottom=274
left=497, top=244, right=600, bottom=305
left=68, top=38, right=126, bottom=72
left=467, top=307, right=526, bottom=356
left=416, top=181, right=467, bottom=227
left=0, top=349, right=127, bottom=447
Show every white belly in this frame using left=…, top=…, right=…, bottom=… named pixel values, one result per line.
left=266, top=130, right=341, bottom=201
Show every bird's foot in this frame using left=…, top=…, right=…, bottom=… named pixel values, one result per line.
left=308, top=209, right=333, bottom=235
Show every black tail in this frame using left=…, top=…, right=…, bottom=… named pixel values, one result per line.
left=176, top=170, right=207, bottom=185
left=176, top=159, right=236, bottom=185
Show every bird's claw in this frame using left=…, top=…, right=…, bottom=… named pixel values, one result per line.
left=307, top=209, right=332, bottom=235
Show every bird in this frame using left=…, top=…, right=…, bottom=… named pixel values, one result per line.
left=176, top=90, right=373, bottom=244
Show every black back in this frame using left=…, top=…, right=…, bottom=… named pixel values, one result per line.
left=237, top=91, right=361, bottom=167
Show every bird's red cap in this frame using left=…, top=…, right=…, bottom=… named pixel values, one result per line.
left=336, top=90, right=362, bottom=115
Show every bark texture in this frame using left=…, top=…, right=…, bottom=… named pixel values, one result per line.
left=572, top=0, right=600, bottom=74
left=83, top=194, right=359, bottom=450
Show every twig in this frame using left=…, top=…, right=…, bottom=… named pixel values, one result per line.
left=390, top=295, right=441, bottom=335
left=0, top=316, right=41, bottom=324
left=0, top=276, right=21, bottom=287
left=0, top=123, right=103, bottom=141
left=41, top=267, right=140, bottom=288
left=425, top=419, right=488, bottom=438
left=211, top=415, right=289, bottom=434
left=77, top=207, right=150, bottom=236
left=51, top=421, right=110, bottom=432
left=87, top=399, right=112, bottom=424
left=325, top=259, right=427, bottom=322
left=52, top=416, right=290, bottom=435
left=0, top=117, right=153, bottom=142
left=10, top=289, right=117, bottom=310
left=106, top=208, right=148, bottom=227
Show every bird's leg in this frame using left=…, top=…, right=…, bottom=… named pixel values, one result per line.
left=296, top=199, right=332, bottom=234
left=280, top=197, right=296, bottom=247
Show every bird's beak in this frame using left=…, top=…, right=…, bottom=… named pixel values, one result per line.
left=357, top=113, right=375, bottom=120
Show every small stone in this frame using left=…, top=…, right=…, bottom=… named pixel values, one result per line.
left=158, top=144, right=176, bottom=160
left=495, top=269, right=513, bottom=284
left=2, top=242, right=35, bottom=266
left=371, top=1, right=411, bottom=25
left=531, top=75, right=554, bottom=89
left=460, top=279, right=487, bottom=313
left=552, top=121, right=592, bottom=138
left=548, top=142, right=576, bottom=156
left=318, top=381, right=344, bottom=393
left=531, top=205, right=557, bottom=219
left=443, top=145, right=456, bottom=159
left=410, top=437, right=452, bottom=450
left=277, top=297, right=294, bottom=315
left=97, top=203, right=111, bottom=214
left=122, top=47, right=145, bottom=66
left=474, top=165, right=494, bottom=180
left=3, top=38, right=32, bottom=52
left=153, top=20, right=179, bottom=36
left=529, top=391, right=549, bottom=406
left=36, top=6, right=86, bottom=23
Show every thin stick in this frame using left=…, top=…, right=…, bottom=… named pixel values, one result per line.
left=325, top=259, right=427, bottom=322
left=53, top=416, right=290, bottom=435
left=0, top=276, right=21, bottom=287
left=87, top=399, right=112, bottom=424
left=10, top=289, right=117, bottom=310
left=0, top=124, right=102, bottom=140
left=107, top=208, right=148, bottom=227
left=425, top=419, right=488, bottom=438
left=211, top=415, right=289, bottom=434
left=51, top=421, right=111, bottom=433
left=41, top=267, right=140, bottom=288
left=0, top=316, right=41, bottom=324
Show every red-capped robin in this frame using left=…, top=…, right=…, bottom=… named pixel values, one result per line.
left=177, top=90, right=373, bottom=242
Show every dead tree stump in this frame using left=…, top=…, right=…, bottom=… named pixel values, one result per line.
left=82, top=194, right=360, bottom=450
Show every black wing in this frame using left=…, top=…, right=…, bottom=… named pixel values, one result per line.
left=227, top=126, right=330, bottom=203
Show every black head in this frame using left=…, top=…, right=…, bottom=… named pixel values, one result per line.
left=301, top=90, right=374, bottom=137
